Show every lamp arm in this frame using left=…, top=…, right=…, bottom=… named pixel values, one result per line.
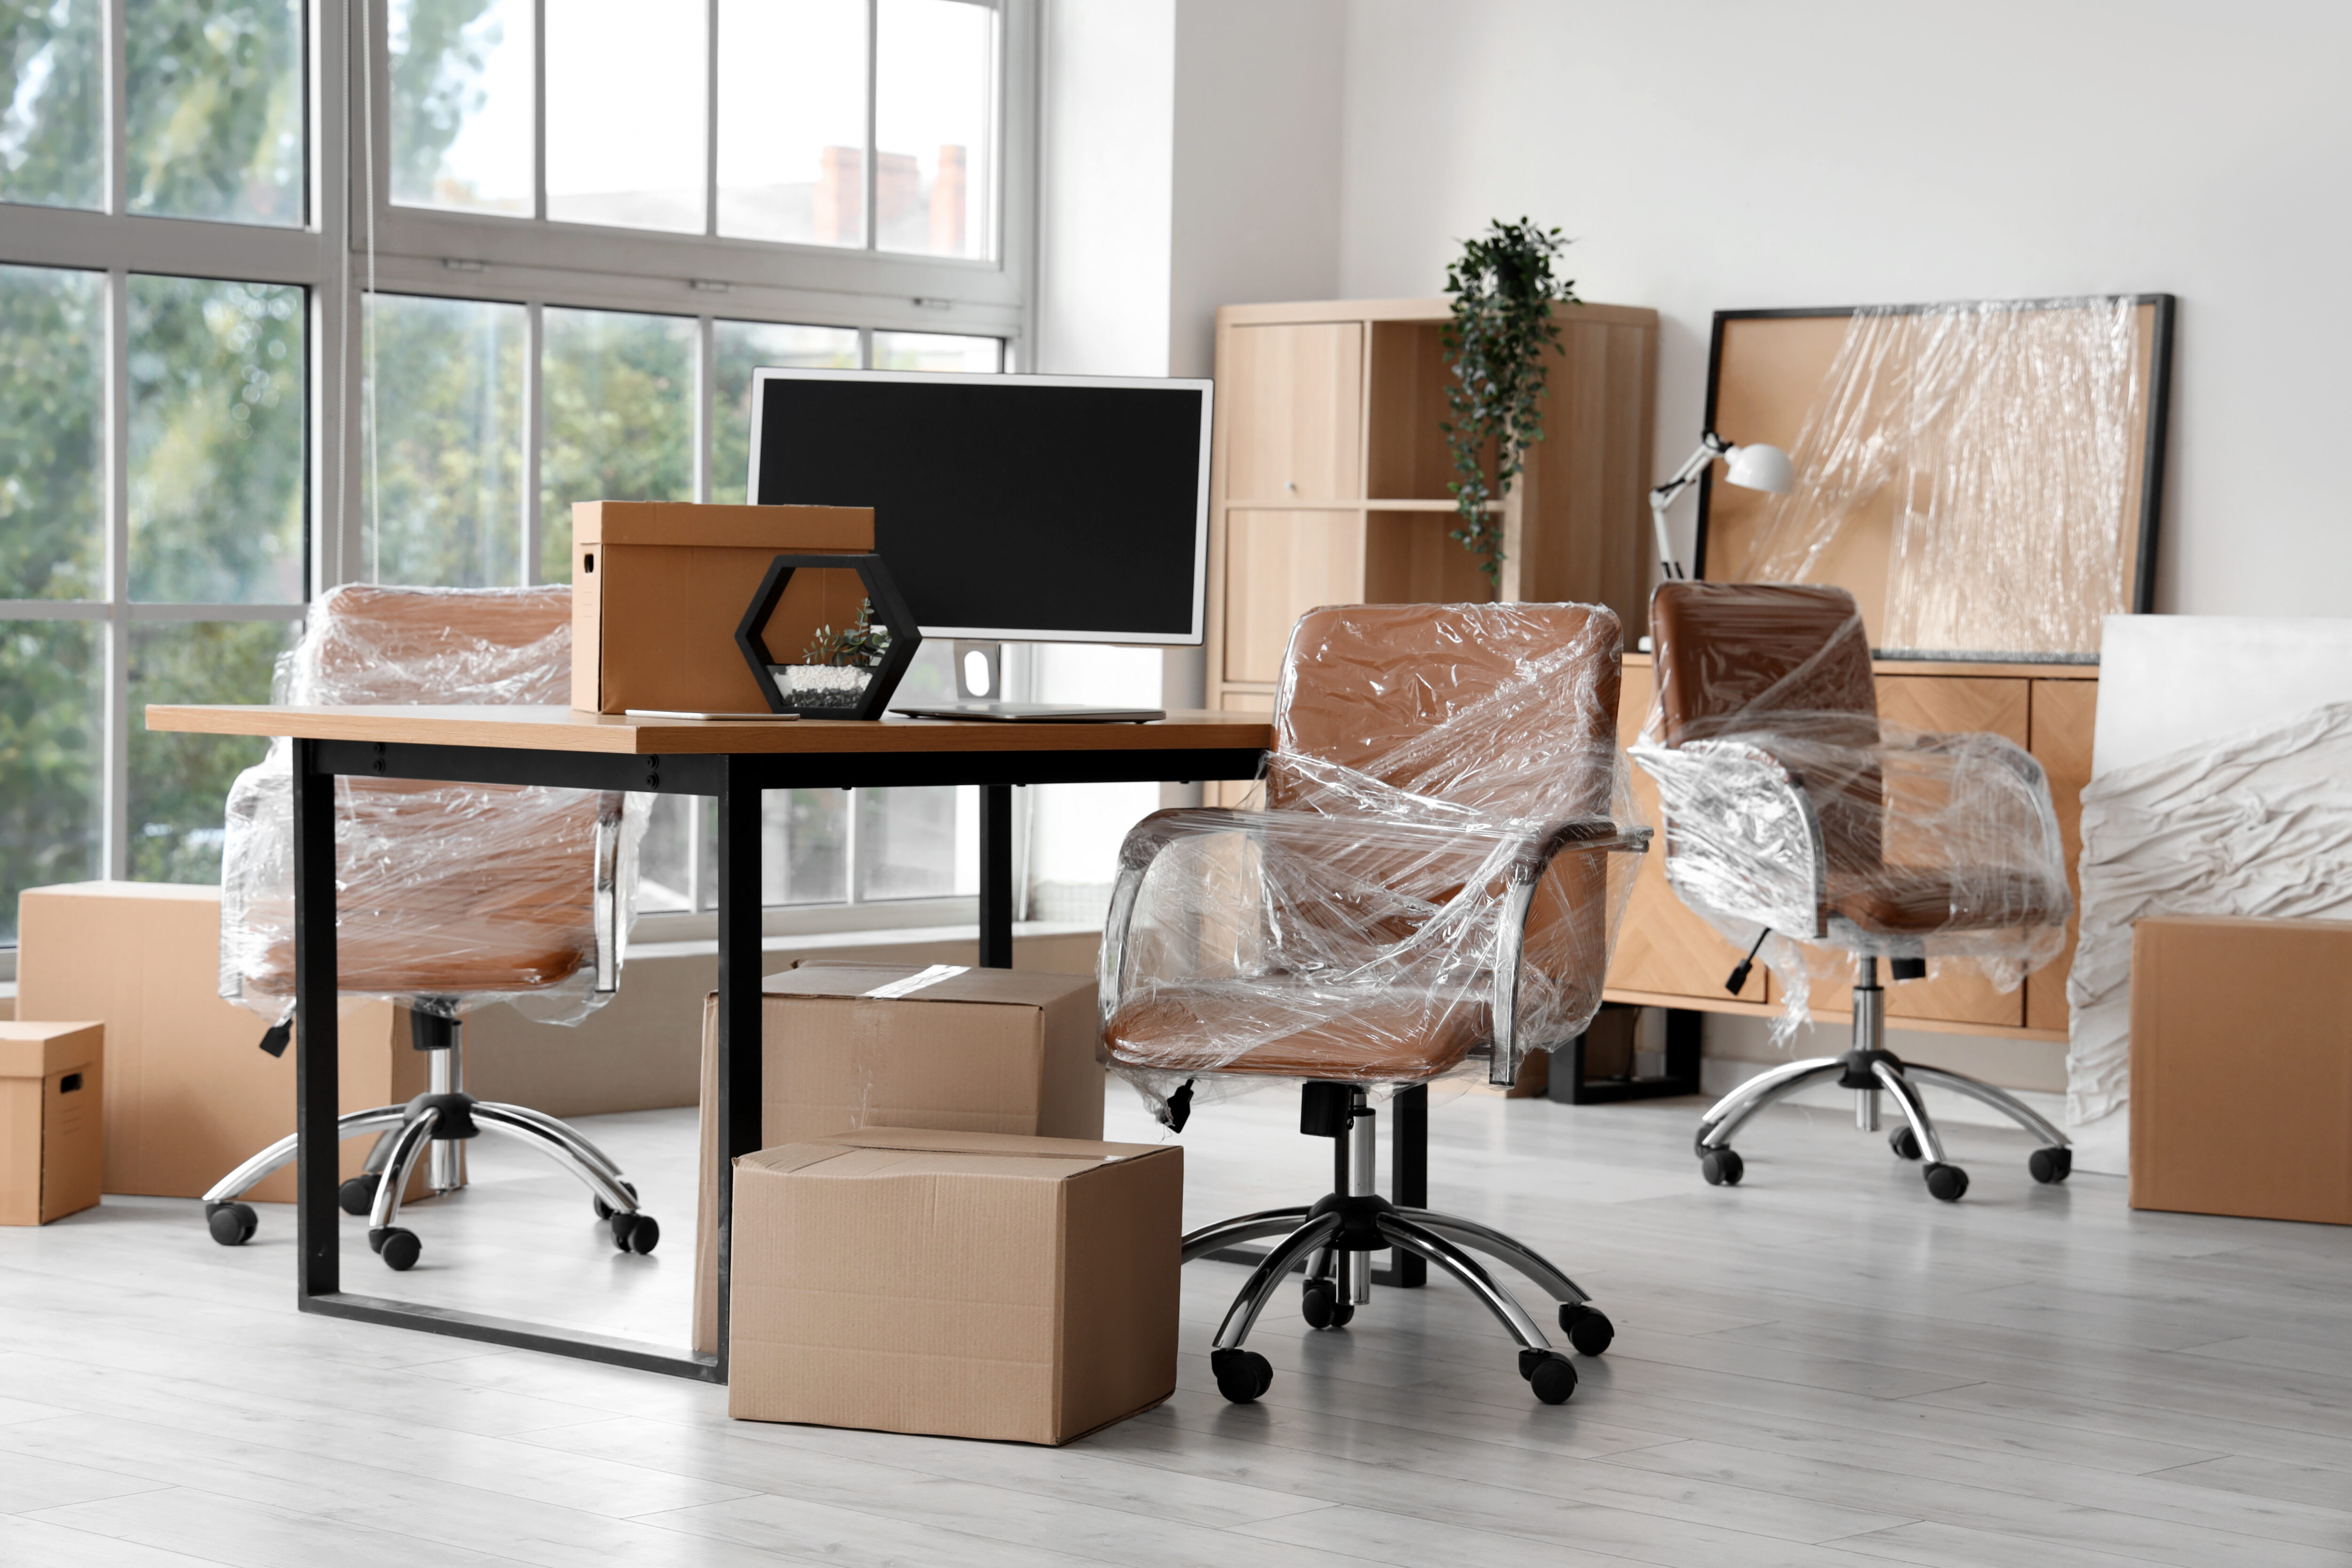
left=1647, top=433, right=1731, bottom=581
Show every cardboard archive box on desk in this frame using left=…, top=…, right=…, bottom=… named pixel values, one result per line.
left=693, top=962, right=1105, bottom=1354
left=2130, top=915, right=2352, bottom=1225
left=0, top=1022, right=103, bottom=1225
left=729, top=1127, right=1182, bottom=1445
left=14, top=883, right=422, bottom=1201
left=571, top=501, right=875, bottom=715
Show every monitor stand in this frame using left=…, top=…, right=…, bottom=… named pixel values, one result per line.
left=912, top=639, right=1164, bottom=722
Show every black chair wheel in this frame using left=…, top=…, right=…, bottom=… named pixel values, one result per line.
left=205, top=1202, right=257, bottom=1247
left=1212, top=1348, right=1273, bottom=1404
left=2029, top=1146, right=2072, bottom=1184
left=1889, top=1127, right=1922, bottom=1161
left=611, top=1211, right=660, bottom=1254
left=592, top=1180, right=639, bottom=1221
left=338, top=1173, right=381, bottom=1216
left=1522, top=1349, right=1578, bottom=1404
left=1300, top=1278, right=1354, bottom=1330
left=1700, top=1146, right=1744, bottom=1186
left=1924, top=1162, right=1970, bottom=1202
left=373, top=1226, right=421, bottom=1271
left=1559, top=1302, right=1614, bottom=1357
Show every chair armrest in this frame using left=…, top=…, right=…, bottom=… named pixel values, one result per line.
left=1098, top=807, right=1264, bottom=1037
left=1631, top=739, right=1829, bottom=939
left=1488, top=817, right=1650, bottom=1088
left=592, top=807, right=621, bottom=994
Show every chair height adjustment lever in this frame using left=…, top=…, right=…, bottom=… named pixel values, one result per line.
left=1726, top=927, right=1770, bottom=996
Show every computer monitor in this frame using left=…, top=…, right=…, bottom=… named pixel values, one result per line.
left=746, top=368, right=1213, bottom=645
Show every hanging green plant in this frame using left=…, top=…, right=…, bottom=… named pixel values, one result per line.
left=1441, top=219, right=1578, bottom=588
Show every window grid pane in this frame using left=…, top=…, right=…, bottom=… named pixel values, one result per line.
left=538, top=305, right=695, bottom=579
left=365, top=292, right=527, bottom=587
left=0, top=619, right=101, bottom=939
left=544, top=0, right=707, bottom=233
left=123, top=0, right=304, bottom=227
left=874, top=0, right=996, bottom=260
left=710, top=319, right=859, bottom=506
left=388, top=0, right=534, bottom=216
left=0, top=0, right=103, bottom=211
left=871, top=329, right=1001, bottom=374
left=126, top=619, right=295, bottom=884
left=0, top=263, right=104, bottom=599
left=716, top=0, right=867, bottom=247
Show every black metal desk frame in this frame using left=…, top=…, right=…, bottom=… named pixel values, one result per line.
left=290, top=734, right=1267, bottom=1383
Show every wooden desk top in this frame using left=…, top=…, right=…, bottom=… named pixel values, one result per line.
left=143, top=704, right=1276, bottom=757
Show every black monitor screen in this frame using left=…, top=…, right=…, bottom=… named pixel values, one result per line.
left=749, top=371, right=1210, bottom=643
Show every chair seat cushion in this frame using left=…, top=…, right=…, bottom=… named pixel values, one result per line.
left=1102, top=979, right=1486, bottom=1081
left=1829, top=865, right=2069, bottom=936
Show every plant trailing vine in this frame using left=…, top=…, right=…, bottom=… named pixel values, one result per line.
left=1441, top=218, right=1578, bottom=587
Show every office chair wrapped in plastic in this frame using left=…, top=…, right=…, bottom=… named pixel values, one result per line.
left=1100, top=604, right=1647, bottom=1406
left=203, top=584, right=656, bottom=1270
left=1631, top=582, right=2073, bottom=1201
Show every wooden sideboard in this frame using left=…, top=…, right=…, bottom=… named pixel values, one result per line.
left=1605, top=652, right=2098, bottom=1042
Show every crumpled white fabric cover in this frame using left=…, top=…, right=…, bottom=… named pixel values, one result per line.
left=2066, top=698, right=2352, bottom=1125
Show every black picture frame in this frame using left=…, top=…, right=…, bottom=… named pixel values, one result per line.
left=734, top=553, right=923, bottom=720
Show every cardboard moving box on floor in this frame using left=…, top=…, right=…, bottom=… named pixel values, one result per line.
left=2131, top=915, right=2352, bottom=1225
left=14, top=883, right=421, bottom=1201
left=693, top=962, right=1105, bottom=1353
left=571, top=501, right=875, bottom=715
left=0, top=1021, right=103, bottom=1225
left=729, top=1127, right=1181, bottom=1445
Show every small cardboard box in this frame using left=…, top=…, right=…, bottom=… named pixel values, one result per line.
left=693, top=962, right=1106, bottom=1353
left=0, top=1022, right=103, bottom=1225
left=2130, top=915, right=2352, bottom=1225
left=14, top=883, right=421, bottom=1201
left=570, top=501, right=875, bottom=715
left=728, top=1127, right=1181, bottom=1444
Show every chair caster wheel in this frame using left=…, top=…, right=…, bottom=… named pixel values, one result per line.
left=610, top=1211, right=660, bottom=1254
left=1521, top=1349, right=1578, bottom=1404
left=205, top=1202, right=257, bottom=1246
left=1300, top=1278, right=1354, bottom=1330
left=2029, top=1146, right=2072, bottom=1184
left=338, top=1173, right=381, bottom=1216
left=592, top=1180, right=639, bottom=1221
left=1212, top=1348, right=1273, bottom=1404
left=1559, top=1303, right=1613, bottom=1356
left=1924, top=1162, right=1970, bottom=1202
left=371, top=1226, right=421, bottom=1271
left=1889, top=1127, right=1922, bottom=1161
left=1700, top=1146, right=1744, bottom=1186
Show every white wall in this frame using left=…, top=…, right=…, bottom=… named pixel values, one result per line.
left=1332, top=0, right=2352, bottom=616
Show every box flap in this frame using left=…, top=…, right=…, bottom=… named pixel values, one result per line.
left=764, top=964, right=1096, bottom=1011
left=736, top=1127, right=1169, bottom=1178
left=2136, top=914, right=2352, bottom=938
left=572, top=500, right=874, bottom=550
left=0, top=1021, right=103, bottom=1077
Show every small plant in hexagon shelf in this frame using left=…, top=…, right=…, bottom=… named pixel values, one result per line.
left=784, top=597, right=893, bottom=712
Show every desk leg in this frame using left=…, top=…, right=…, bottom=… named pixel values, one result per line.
left=1390, top=1084, right=1427, bottom=1288
left=293, top=739, right=341, bottom=1304
left=978, top=782, right=1013, bottom=969
left=714, top=760, right=763, bottom=1383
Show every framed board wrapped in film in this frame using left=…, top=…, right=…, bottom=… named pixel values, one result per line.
left=1694, top=295, right=2176, bottom=661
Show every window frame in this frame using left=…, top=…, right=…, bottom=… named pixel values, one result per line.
left=0, top=0, right=1040, bottom=962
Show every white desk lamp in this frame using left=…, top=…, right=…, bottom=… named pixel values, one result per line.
left=1650, top=432, right=1793, bottom=580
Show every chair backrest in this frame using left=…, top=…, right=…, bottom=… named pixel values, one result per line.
left=1648, top=581, right=1882, bottom=874
left=286, top=583, right=572, bottom=706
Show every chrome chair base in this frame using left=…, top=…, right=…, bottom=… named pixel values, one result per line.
left=1183, top=1085, right=1612, bottom=1407
left=199, top=1022, right=657, bottom=1268
left=1693, top=959, right=2073, bottom=1202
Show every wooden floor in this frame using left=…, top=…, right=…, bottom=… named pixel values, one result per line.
left=2, top=1082, right=2348, bottom=1566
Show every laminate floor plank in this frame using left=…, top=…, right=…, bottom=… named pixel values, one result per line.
left=4, top=1090, right=2348, bottom=1566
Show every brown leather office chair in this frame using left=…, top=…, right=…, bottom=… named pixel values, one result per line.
left=1100, top=603, right=1647, bottom=1407
left=1633, top=581, right=2074, bottom=1201
left=202, top=585, right=656, bottom=1270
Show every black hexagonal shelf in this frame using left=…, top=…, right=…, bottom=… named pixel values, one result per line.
left=734, top=552, right=922, bottom=720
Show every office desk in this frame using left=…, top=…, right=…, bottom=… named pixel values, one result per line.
left=143, top=704, right=1272, bottom=1382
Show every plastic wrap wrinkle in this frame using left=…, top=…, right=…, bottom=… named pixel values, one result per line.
left=1740, top=299, right=2143, bottom=656
left=1634, top=583, right=2071, bottom=1045
left=2065, top=699, right=2352, bottom=1126
left=1098, top=603, right=1647, bottom=1118
left=219, top=583, right=645, bottom=1025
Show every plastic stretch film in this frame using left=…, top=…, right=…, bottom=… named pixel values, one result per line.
left=220, top=584, right=645, bottom=1025
left=1633, top=582, right=2070, bottom=1043
left=1737, top=298, right=2144, bottom=657
left=1097, top=603, right=1648, bottom=1125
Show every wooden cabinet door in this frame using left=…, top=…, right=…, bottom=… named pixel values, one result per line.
left=1221, top=510, right=1366, bottom=685
left=1223, top=323, right=1364, bottom=501
left=2024, top=678, right=2096, bottom=1032
left=1605, top=661, right=1767, bottom=1003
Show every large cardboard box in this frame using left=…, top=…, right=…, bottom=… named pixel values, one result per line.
left=693, top=963, right=1105, bottom=1353
left=2130, top=915, right=2352, bottom=1225
left=728, top=1127, right=1181, bottom=1444
left=570, top=501, right=875, bottom=715
left=0, top=1021, right=103, bottom=1225
left=15, top=883, right=421, bottom=1201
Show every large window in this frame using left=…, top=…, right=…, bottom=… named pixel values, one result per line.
left=0, top=0, right=1035, bottom=950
